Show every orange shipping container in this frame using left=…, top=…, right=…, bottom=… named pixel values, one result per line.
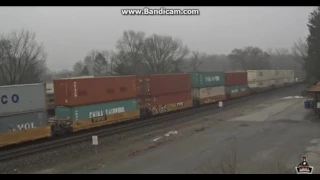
left=137, top=74, right=191, bottom=96
left=225, top=71, right=248, bottom=86
left=54, top=76, right=137, bottom=107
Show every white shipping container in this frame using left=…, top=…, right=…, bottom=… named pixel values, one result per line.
left=247, top=70, right=272, bottom=82
left=285, top=70, right=294, bottom=78
left=0, top=83, right=47, bottom=115
left=45, top=82, right=54, bottom=94
left=248, top=80, right=272, bottom=88
left=270, top=70, right=278, bottom=80
left=278, top=70, right=286, bottom=79
left=59, top=75, right=94, bottom=79
left=270, top=70, right=286, bottom=79
left=288, top=77, right=295, bottom=83
left=276, top=78, right=285, bottom=85
left=192, top=86, right=225, bottom=99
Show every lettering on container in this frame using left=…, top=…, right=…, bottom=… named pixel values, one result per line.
left=240, top=88, right=246, bottom=92
left=231, top=89, right=239, bottom=93
left=10, top=122, right=36, bottom=132
left=151, top=105, right=170, bottom=115
left=205, top=76, right=220, bottom=82
left=75, top=110, right=79, bottom=120
left=89, top=107, right=125, bottom=123
left=1, top=94, right=19, bottom=104
left=73, top=82, right=77, bottom=97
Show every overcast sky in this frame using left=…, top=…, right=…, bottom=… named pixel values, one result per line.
left=0, top=6, right=315, bottom=71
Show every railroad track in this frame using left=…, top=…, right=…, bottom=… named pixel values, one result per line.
left=0, top=83, right=304, bottom=162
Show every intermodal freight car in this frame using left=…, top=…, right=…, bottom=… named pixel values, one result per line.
left=137, top=74, right=193, bottom=117
left=0, top=70, right=300, bottom=148
left=190, top=71, right=225, bottom=106
left=225, top=71, right=251, bottom=99
left=0, top=84, right=51, bottom=147
left=53, top=98, right=140, bottom=133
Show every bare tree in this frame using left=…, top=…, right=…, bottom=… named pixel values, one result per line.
left=142, top=34, right=189, bottom=73
left=112, top=50, right=137, bottom=75
left=83, top=49, right=99, bottom=75
left=93, top=52, right=107, bottom=76
left=80, top=65, right=90, bottom=76
left=189, top=51, right=205, bottom=72
left=275, top=48, right=289, bottom=56
left=73, top=60, right=84, bottom=76
left=0, top=29, right=47, bottom=85
left=52, top=69, right=73, bottom=79
left=113, top=30, right=146, bottom=75
left=292, top=37, right=308, bottom=66
left=228, top=46, right=270, bottom=70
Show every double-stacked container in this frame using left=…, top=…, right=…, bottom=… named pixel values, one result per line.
left=137, top=74, right=193, bottom=116
left=269, top=70, right=286, bottom=88
left=247, top=70, right=273, bottom=92
left=285, top=70, right=295, bottom=84
left=225, top=71, right=250, bottom=100
left=53, top=76, right=140, bottom=132
left=0, top=83, right=51, bottom=147
left=190, top=71, right=226, bottom=106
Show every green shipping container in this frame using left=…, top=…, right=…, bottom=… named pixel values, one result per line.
left=55, top=98, right=138, bottom=121
left=190, top=71, right=225, bottom=88
left=225, top=84, right=249, bottom=93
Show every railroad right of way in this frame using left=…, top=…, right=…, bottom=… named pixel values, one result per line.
left=0, top=83, right=306, bottom=174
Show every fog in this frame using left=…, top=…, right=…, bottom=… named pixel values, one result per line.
left=0, top=6, right=315, bottom=71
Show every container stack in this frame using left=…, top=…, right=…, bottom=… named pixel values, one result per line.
left=53, top=76, right=140, bottom=132
left=225, top=71, right=250, bottom=99
left=190, top=71, right=226, bottom=106
left=137, top=74, right=193, bottom=115
left=247, top=70, right=273, bottom=92
left=269, top=70, right=283, bottom=88
left=0, top=83, right=50, bottom=147
left=285, top=70, right=295, bottom=84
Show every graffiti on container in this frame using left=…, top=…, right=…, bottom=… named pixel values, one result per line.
left=203, top=98, right=215, bottom=104
left=10, top=122, right=36, bottom=132
left=205, top=76, right=220, bottom=82
left=151, top=105, right=170, bottom=114
left=89, top=107, right=125, bottom=123
left=176, top=102, right=184, bottom=106
left=201, top=87, right=213, bottom=96
left=91, top=115, right=107, bottom=123
left=1, top=94, right=19, bottom=104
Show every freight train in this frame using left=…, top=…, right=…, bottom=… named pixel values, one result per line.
left=0, top=70, right=298, bottom=148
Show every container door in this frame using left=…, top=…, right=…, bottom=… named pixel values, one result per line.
left=137, top=76, right=151, bottom=108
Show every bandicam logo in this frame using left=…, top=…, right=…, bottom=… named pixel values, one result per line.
left=295, top=156, right=314, bottom=174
